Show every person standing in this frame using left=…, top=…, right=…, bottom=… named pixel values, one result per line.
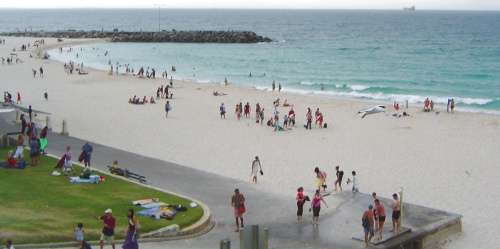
left=16, top=92, right=21, bottom=104
left=39, top=126, right=48, bottom=155
left=39, top=66, right=44, bottom=77
left=231, top=189, right=246, bottom=232
left=250, top=156, right=263, bottom=184
left=272, top=80, right=275, bottom=91
left=29, top=136, right=40, bottom=166
left=28, top=105, right=33, bottom=122
left=122, top=209, right=139, bottom=249
left=311, top=189, right=327, bottom=225
left=81, top=142, right=93, bottom=168
left=362, top=205, right=375, bottom=246
left=391, top=193, right=401, bottom=234
left=278, top=83, right=282, bottom=92
left=165, top=101, right=171, bottom=118
left=20, top=114, right=27, bottom=134
left=351, top=171, right=359, bottom=192
left=374, top=199, right=386, bottom=240
left=306, top=108, right=312, bottom=130
left=99, top=209, right=116, bottom=249
left=296, top=187, right=309, bottom=222
left=219, top=103, right=226, bottom=119
left=450, top=98, right=455, bottom=113
left=334, top=166, right=344, bottom=192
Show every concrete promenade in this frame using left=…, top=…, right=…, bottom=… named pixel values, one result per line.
left=0, top=115, right=461, bottom=249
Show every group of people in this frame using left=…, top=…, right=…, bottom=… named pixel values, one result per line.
left=128, top=95, right=156, bottom=105
left=73, top=208, right=139, bottom=249
left=361, top=193, right=402, bottom=246
left=32, top=66, right=44, bottom=78
left=219, top=99, right=326, bottom=132
left=155, top=84, right=174, bottom=100
left=9, top=114, right=49, bottom=167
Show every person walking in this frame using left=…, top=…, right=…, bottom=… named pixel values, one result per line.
left=374, top=199, right=386, bottom=240
left=391, top=193, right=401, bottom=234
left=81, top=142, right=93, bottom=168
left=122, top=209, right=139, bottom=249
left=99, top=209, right=116, bottom=249
left=231, top=189, right=246, bottom=232
left=362, top=205, right=375, bottom=247
left=250, top=156, right=263, bottom=184
left=219, top=103, right=226, bottom=119
left=351, top=171, right=359, bottom=192
left=28, top=105, right=33, bottom=122
left=165, top=101, right=171, bottom=118
left=311, top=189, right=327, bottom=225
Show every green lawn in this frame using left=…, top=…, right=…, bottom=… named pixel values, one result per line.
left=0, top=147, right=203, bottom=244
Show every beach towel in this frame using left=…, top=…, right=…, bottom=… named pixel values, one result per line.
left=70, top=175, right=100, bottom=184
left=132, top=198, right=159, bottom=206
left=138, top=207, right=161, bottom=218
left=0, top=160, right=26, bottom=169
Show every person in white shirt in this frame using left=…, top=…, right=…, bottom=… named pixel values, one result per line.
left=250, top=156, right=263, bottom=183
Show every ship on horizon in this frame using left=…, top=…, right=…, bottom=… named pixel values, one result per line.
left=404, top=5, right=416, bottom=11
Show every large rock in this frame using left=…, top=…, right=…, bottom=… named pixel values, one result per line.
left=0, top=30, right=272, bottom=43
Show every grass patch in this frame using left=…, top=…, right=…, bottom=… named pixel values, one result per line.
left=0, top=147, right=203, bottom=244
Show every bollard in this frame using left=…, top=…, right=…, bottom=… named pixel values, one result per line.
left=239, top=228, right=245, bottom=249
left=251, top=225, right=259, bottom=249
left=61, top=120, right=69, bottom=136
left=220, top=239, right=231, bottom=249
left=261, top=228, right=269, bottom=249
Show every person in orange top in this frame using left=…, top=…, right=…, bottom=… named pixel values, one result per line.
left=374, top=199, right=386, bottom=240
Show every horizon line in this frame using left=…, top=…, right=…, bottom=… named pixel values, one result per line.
left=0, top=7, right=499, bottom=11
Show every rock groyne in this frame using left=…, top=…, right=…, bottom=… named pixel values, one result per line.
left=0, top=30, right=272, bottom=43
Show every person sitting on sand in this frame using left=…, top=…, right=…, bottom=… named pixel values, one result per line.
left=273, top=98, right=280, bottom=107
left=150, top=96, right=156, bottom=104
left=142, top=96, right=148, bottom=104
left=283, top=99, right=290, bottom=107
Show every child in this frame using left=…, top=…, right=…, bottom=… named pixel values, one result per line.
left=347, top=170, right=359, bottom=192
left=75, top=223, right=92, bottom=249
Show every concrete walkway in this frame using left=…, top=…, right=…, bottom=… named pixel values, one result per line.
left=0, top=115, right=461, bottom=249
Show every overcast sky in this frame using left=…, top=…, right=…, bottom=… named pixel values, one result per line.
left=0, top=0, right=499, bottom=10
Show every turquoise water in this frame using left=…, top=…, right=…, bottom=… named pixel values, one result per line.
left=2, top=9, right=499, bottom=112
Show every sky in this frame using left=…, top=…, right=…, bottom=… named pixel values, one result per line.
left=0, top=0, right=499, bottom=10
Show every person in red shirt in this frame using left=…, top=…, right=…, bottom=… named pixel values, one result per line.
left=99, top=209, right=116, bottom=249
left=374, top=199, right=386, bottom=240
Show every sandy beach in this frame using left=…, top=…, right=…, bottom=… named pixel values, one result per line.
left=2, top=37, right=500, bottom=249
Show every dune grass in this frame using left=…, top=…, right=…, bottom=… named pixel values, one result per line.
left=0, top=147, right=203, bottom=244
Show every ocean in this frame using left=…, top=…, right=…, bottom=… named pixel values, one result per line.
left=2, top=9, right=499, bottom=112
